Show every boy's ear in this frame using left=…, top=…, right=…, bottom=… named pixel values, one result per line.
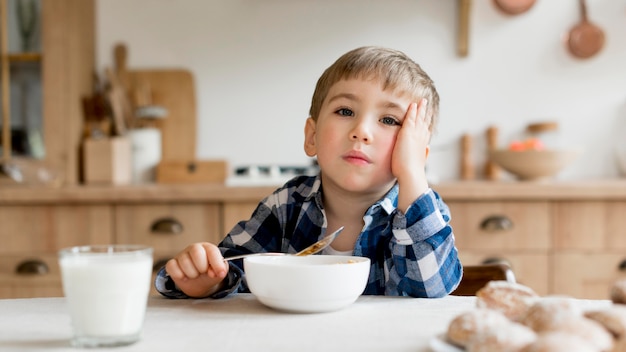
left=303, top=118, right=317, bottom=157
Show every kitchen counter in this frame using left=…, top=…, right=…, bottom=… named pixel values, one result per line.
left=0, top=294, right=611, bottom=351
left=2, top=179, right=626, bottom=300
left=1, top=179, right=626, bottom=204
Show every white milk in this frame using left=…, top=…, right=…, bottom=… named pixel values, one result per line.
left=59, top=246, right=153, bottom=346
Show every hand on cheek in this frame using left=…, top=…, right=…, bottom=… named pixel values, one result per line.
left=391, top=99, right=431, bottom=181
left=393, top=99, right=431, bottom=212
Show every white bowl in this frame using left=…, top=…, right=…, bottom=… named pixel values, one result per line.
left=244, top=255, right=370, bottom=313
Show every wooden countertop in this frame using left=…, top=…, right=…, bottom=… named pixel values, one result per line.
left=1, top=179, right=625, bottom=204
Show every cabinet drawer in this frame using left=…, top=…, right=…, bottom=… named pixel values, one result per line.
left=114, top=203, right=222, bottom=259
left=553, top=201, right=626, bottom=250
left=448, top=201, right=550, bottom=251
left=552, top=252, right=626, bottom=299
left=0, top=254, right=62, bottom=298
left=458, top=251, right=549, bottom=296
left=0, top=205, right=113, bottom=254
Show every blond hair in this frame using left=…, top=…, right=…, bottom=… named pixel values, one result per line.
left=308, top=46, right=440, bottom=133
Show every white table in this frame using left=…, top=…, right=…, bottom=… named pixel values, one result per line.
left=0, top=294, right=611, bottom=352
left=0, top=294, right=479, bottom=351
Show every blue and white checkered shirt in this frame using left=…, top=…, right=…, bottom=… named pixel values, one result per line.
left=155, top=174, right=462, bottom=298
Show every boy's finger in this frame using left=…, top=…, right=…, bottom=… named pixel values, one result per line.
left=406, top=102, right=418, bottom=125
left=176, top=252, right=201, bottom=279
left=418, top=99, right=429, bottom=124
left=165, top=258, right=185, bottom=280
left=203, top=243, right=228, bottom=277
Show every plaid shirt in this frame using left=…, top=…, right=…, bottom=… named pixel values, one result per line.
left=156, top=174, right=462, bottom=298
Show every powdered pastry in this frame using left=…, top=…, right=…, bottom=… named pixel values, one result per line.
left=476, top=280, right=539, bottom=321
left=518, top=331, right=597, bottom=352
left=465, top=322, right=536, bottom=352
left=521, top=296, right=581, bottom=332
left=446, top=308, right=510, bottom=348
left=585, top=305, right=626, bottom=339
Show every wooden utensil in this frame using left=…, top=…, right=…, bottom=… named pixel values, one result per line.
left=113, top=43, right=131, bottom=94
left=566, top=0, right=605, bottom=59
left=105, top=67, right=130, bottom=135
left=493, top=0, right=536, bottom=15
left=457, top=0, right=471, bottom=57
left=460, top=133, right=475, bottom=180
left=484, top=126, right=500, bottom=180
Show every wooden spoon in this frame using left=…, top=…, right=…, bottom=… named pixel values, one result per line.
left=493, top=0, right=536, bottom=15
left=566, top=0, right=605, bottom=59
left=457, top=0, right=471, bottom=57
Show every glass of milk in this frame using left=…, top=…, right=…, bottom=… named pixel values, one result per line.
left=58, top=245, right=153, bottom=348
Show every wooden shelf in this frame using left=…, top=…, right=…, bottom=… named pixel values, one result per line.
left=7, top=52, right=42, bottom=62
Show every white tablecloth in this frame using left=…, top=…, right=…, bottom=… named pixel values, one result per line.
left=0, top=294, right=611, bottom=352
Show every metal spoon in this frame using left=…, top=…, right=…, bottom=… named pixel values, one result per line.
left=224, top=226, right=345, bottom=261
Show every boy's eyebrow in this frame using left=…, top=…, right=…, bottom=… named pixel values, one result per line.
left=327, top=93, right=359, bottom=104
left=382, top=101, right=404, bottom=110
left=328, top=94, right=406, bottom=111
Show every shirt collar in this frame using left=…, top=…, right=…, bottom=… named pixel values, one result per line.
left=303, top=174, right=398, bottom=215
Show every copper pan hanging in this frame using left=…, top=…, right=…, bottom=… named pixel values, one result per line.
left=493, top=0, right=536, bottom=15
left=566, top=0, right=605, bottom=59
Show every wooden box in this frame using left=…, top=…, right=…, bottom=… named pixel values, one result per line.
left=82, top=137, right=132, bottom=185
left=156, top=160, right=227, bottom=184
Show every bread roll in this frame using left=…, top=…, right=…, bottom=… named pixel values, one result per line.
left=551, top=317, right=614, bottom=352
left=476, top=280, right=539, bottom=321
left=521, top=296, right=581, bottom=332
left=585, top=305, right=626, bottom=339
left=465, top=322, right=536, bottom=352
left=518, top=331, right=597, bottom=352
left=446, top=308, right=509, bottom=348
left=612, top=279, right=626, bottom=305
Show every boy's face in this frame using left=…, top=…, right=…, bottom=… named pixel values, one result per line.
left=304, top=78, right=411, bottom=193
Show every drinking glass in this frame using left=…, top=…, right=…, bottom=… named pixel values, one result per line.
left=58, top=245, right=153, bottom=348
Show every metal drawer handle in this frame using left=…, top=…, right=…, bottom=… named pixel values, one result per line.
left=480, top=215, right=514, bottom=232
left=15, top=259, right=49, bottom=275
left=482, top=257, right=512, bottom=268
left=150, top=217, right=184, bottom=234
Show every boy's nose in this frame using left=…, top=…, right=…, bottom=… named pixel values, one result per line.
left=351, top=134, right=369, bottom=142
left=350, top=120, right=373, bottom=143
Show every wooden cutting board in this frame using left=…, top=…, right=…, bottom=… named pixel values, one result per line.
left=127, top=69, right=197, bottom=161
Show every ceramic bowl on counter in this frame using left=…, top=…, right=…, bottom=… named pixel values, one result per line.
left=244, top=255, right=370, bottom=313
left=489, top=149, right=581, bottom=181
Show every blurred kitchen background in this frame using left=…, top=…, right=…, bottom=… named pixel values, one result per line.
left=96, top=0, right=626, bottom=182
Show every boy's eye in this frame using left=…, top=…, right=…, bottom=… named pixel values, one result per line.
left=336, top=108, right=354, bottom=117
left=380, top=116, right=400, bottom=126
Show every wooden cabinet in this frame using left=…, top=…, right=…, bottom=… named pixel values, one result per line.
left=1, top=0, right=94, bottom=185
left=0, top=204, right=112, bottom=298
left=551, top=201, right=626, bottom=298
left=447, top=201, right=551, bottom=295
left=1, top=181, right=626, bottom=299
left=0, top=184, right=274, bottom=299
left=439, top=181, right=626, bottom=299
left=114, top=203, right=222, bottom=295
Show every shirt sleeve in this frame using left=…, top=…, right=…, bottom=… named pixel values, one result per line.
left=154, top=262, right=244, bottom=299
left=388, top=188, right=462, bottom=298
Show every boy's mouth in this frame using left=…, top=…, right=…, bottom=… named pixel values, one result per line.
left=342, top=150, right=372, bottom=165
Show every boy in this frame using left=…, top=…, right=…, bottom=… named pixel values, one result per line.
left=156, top=46, right=462, bottom=299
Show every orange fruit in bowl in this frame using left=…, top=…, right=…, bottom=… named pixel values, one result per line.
left=524, top=138, right=545, bottom=151
left=508, top=138, right=545, bottom=151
